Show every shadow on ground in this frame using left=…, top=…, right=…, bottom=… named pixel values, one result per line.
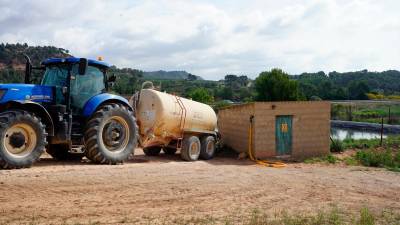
left=32, top=147, right=255, bottom=168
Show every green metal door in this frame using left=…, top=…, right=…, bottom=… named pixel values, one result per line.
left=275, top=115, right=292, bottom=155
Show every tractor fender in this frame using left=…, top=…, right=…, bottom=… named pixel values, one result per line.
left=0, top=100, right=54, bottom=136
left=82, top=93, right=132, bottom=118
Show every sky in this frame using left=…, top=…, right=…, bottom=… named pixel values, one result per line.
left=0, top=0, right=399, bottom=80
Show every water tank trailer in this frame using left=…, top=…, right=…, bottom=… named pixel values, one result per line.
left=130, top=83, right=218, bottom=161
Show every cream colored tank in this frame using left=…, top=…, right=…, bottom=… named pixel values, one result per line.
left=134, top=89, right=217, bottom=147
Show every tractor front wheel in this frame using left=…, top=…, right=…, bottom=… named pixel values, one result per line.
left=84, top=104, right=137, bottom=164
left=0, top=110, right=47, bottom=169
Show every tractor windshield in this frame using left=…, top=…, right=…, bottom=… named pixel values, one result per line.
left=41, top=65, right=69, bottom=105
left=41, top=64, right=106, bottom=110
left=41, top=65, right=69, bottom=87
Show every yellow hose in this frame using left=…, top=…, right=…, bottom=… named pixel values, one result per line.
left=248, top=117, right=286, bottom=168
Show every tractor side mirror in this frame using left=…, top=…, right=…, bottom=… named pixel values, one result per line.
left=78, top=58, right=88, bottom=75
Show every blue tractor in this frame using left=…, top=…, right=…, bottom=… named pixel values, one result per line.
left=0, top=56, right=138, bottom=169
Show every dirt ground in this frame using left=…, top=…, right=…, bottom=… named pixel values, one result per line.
left=0, top=149, right=399, bottom=225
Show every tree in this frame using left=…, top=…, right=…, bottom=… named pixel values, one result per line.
left=255, top=68, right=303, bottom=101
left=348, top=81, right=370, bottom=100
left=215, top=86, right=233, bottom=100
left=110, top=67, right=143, bottom=94
left=188, top=88, right=214, bottom=104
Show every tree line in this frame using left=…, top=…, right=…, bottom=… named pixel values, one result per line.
left=1, top=43, right=400, bottom=105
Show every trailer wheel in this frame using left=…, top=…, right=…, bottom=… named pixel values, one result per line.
left=46, top=144, right=83, bottom=161
left=163, top=147, right=177, bottom=155
left=181, top=136, right=201, bottom=161
left=0, top=110, right=46, bottom=169
left=200, top=136, right=216, bottom=160
left=143, top=146, right=161, bottom=156
left=84, top=104, right=137, bottom=164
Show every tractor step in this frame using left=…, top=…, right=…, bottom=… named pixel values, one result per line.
left=70, top=145, right=84, bottom=154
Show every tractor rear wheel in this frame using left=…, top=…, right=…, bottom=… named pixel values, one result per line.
left=143, top=146, right=161, bottom=156
left=84, top=104, right=137, bottom=164
left=181, top=136, right=201, bottom=161
left=0, top=110, right=47, bottom=169
left=46, top=144, right=83, bottom=161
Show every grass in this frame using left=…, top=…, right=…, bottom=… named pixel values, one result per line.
left=4, top=208, right=398, bottom=225
left=356, top=207, right=375, bottom=225
left=355, top=148, right=400, bottom=170
left=342, top=138, right=381, bottom=150
left=5, top=205, right=399, bottom=225
left=342, top=136, right=400, bottom=171
left=343, top=157, right=358, bottom=166
left=330, top=139, right=344, bottom=153
left=304, top=154, right=338, bottom=164
left=305, top=136, right=400, bottom=171
left=341, top=135, right=400, bottom=150
left=232, top=207, right=396, bottom=225
left=76, top=207, right=400, bottom=225
left=153, top=207, right=395, bottom=225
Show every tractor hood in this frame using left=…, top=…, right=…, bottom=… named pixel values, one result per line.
left=0, top=84, right=53, bottom=103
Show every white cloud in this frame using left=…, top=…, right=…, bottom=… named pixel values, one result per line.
left=0, top=0, right=399, bottom=80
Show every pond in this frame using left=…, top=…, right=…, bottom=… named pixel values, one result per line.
left=330, top=127, right=387, bottom=140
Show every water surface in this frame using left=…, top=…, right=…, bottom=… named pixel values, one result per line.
left=330, top=127, right=387, bottom=140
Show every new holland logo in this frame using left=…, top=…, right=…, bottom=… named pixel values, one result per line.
left=27, top=95, right=52, bottom=100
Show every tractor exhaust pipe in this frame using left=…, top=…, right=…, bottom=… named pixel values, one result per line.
left=23, top=54, right=32, bottom=84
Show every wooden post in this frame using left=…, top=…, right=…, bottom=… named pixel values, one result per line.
left=347, top=104, right=353, bottom=121
left=388, top=106, right=391, bottom=124
left=380, top=117, right=384, bottom=146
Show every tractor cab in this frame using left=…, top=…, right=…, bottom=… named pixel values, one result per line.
left=40, top=57, right=110, bottom=114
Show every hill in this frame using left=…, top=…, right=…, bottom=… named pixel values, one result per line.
left=0, top=43, right=71, bottom=70
left=143, top=70, right=202, bottom=80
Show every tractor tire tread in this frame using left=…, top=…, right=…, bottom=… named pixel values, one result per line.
left=0, top=110, right=46, bottom=169
left=84, top=103, right=137, bottom=164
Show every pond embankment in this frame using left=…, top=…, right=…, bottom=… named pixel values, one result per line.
left=331, top=120, right=400, bottom=134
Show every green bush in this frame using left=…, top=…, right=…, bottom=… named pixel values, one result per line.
left=330, top=139, right=344, bottom=152
left=355, top=149, right=400, bottom=169
left=395, top=151, right=400, bottom=162
left=188, top=87, right=214, bottom=104
left=385, top=136, right=400, bottom=148
left=326, top=154, right=337, bottom=164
